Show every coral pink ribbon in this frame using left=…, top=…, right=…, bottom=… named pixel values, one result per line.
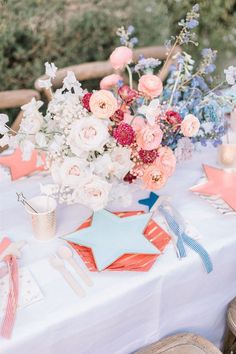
left=0, top=238, right=19, bottom=339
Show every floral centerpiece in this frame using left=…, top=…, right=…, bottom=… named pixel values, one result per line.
left=1, top=4, right=236, bottom=211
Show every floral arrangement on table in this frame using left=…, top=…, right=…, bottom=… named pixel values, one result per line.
left=1, top=4, right=236, bottom=211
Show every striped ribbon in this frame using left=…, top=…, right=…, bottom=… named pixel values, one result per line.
left=0, top=238, right=19, bottom=339
left=158, top=203, right=213, bottom=274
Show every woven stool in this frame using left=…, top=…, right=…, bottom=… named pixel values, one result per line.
left=224, top=297, right=236, bottom=354
left=135, top=333, right=222, bottom=354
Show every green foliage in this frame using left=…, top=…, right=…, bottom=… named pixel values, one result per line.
left=0, top=0, right=235, bottom=94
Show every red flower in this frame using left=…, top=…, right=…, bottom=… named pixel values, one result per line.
left=118, top=85, right=138, bottom=104
left=113, top=123, right=135, bottom=146
left=82, top=93, right=93, bottom=111
left=139, top=149, right=158, bottom=164
left=110, top=109, right=124, bottom=123
left=124, top=172, right=137, bottom=183
left=165, top=111, right=182, bottom=126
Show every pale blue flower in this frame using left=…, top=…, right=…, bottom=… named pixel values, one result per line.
left=127, top=25, right=135, bottom=34
left=134, top=57, right=161, bottom=72
left=201, top=48, right=217, bottom=60
left=186, top=19, right=199, bottom=29
left=130, top=37, right=138, bottom=46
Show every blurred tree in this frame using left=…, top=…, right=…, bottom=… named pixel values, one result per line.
left=167, top=0, right=236, bottom=69
left=0, top=0, right=235, bottom=94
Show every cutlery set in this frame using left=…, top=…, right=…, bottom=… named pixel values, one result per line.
left=50, top=245, right=93, bottom=298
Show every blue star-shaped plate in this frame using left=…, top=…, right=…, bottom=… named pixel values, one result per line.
left=62, top=209, right=160, bottom=271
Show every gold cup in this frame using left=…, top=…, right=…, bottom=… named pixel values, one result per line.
left=218, top=143, right=236, bottom=167
left=25, top=196, right=57, bottom=241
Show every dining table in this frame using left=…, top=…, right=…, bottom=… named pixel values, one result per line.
left=0, top=147, right=236, bottom=354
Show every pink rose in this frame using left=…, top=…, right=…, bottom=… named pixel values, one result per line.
left=110, top=46, right=133, bottom=70
left=90, top=90, right=118, bottom=119
left=181, top=114, right=200, bottom=137
left=138, top=75, right=163, bottom=98
left=142, top=165, right=168, bottom=190
left=100, top=74, right=123, bottom=90
left=156, top=146, right=176, bottom=177
left=136, top=124, right=163, bottom=150
left=124, top=113, right=145, bottom=131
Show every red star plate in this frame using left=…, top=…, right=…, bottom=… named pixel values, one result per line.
left=0, top=148, right=45, bottom=181
left=190, top=164, right=236, bottom=211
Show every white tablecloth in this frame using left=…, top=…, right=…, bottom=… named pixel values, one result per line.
left=0, top=148, right=236, bottom=354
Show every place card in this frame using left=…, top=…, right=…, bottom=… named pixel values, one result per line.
left=0, top=266, right=43, bottom=317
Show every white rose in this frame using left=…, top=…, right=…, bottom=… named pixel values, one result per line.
left=93, top=153, right=113, bottom=178
left=68, top=117, right=109, bottom=156
left=74, top=175, right=111, bottom=211
left=111, top=147, right=134, bottom=179
left=59, top=157, right=90, bottom=188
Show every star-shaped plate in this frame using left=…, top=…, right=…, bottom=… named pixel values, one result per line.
left=190, top=164, right=236, bottom=211
left=63, top=209, right=160, bottom=271
left=0, top=148, right=45, bottom=181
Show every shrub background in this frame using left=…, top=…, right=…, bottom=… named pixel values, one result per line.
left=0, top=0, right=236, bottom=93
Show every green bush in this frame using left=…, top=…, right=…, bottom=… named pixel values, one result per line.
left=167, top=0, right=236, bottom=70
left=0, top=0, right=236, bottom=93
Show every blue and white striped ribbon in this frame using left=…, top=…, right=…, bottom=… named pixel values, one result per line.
left=158, top=203, right=213, bottom=274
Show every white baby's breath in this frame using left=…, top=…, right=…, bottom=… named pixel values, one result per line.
left=35, top=132, right=47, bottom=147
left=62, top=71, right=83, bottom=96
left=19, top=140, right=35, bottom=161
left=21, top=97, right=44, bottom=113
left=0, top=63, right=136, bottom=210
left=0, top=114, right=9, bottom=134
left=45, top=62, right=58, bottom=79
